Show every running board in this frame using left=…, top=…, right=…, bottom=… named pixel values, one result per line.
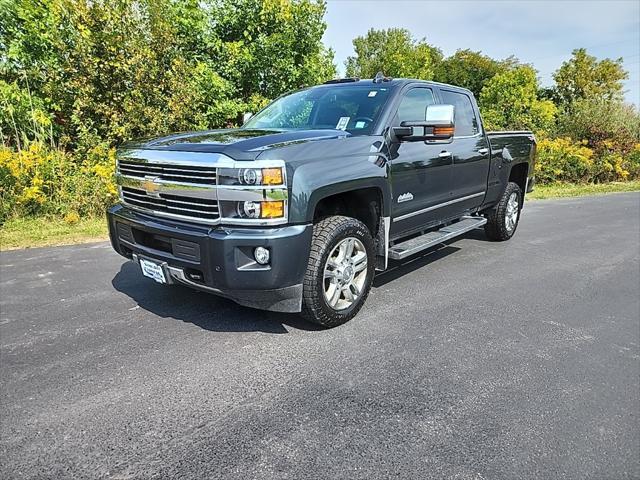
left=388, top=216, right=487, bottom=260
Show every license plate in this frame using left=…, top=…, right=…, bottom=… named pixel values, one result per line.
left=139, top=258, right=167, bottom=284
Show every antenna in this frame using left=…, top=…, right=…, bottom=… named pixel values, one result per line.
left=373, top=71, right=392, bottom=83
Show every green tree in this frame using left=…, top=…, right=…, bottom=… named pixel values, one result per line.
left=552, top=48, right=628, bottom=106
left=479, top=65, right=557, bottom=133
left=0, top=0, right=335, bottom=149
left=210, top=0, right=335, bottom=101
left=344, top=28, right=441, bottom=80
left=434, top=49, right=518, bottom=98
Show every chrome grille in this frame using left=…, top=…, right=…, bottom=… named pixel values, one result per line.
left=121, top=187, right=220, bottom=221
left=118, top=160, right=217, bottom=185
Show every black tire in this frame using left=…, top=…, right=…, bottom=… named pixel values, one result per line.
left=484, top=182, right=522, bottom=241
left=301, top=216, right=376, bottom=328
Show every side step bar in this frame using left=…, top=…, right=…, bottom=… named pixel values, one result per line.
left=388, top=216, right=487, bottom=260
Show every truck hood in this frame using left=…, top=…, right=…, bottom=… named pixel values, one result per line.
left=122, top=128, right=351, bottom=161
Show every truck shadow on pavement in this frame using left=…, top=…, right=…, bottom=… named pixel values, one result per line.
left=111, top=232, right=480, bottom=333
left=111, top=261, right=323, bottom=334
left=373, top=244, right=461, bottom=287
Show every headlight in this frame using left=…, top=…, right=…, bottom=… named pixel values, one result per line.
left=216, top=161, right=287, bottom=225
left=242, top=201, right=261, bottom=218
left=232, top=200, right=285, bottom=219
left=218, top=167, right=284, bottom=186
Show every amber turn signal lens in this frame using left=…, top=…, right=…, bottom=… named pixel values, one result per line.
left=433, top=126, right=455, bottom=136
left=260, top=201, right=285, bottom=218
left=262, top=168, right=283, bottom=185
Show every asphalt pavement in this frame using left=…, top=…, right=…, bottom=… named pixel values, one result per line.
left=1, top=192, right=639, bottom=479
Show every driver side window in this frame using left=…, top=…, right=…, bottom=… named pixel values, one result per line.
left=396, top=88, right=435, bottom=124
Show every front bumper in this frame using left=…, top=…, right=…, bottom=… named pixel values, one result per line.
left=107, top=205, right=312, bottom=312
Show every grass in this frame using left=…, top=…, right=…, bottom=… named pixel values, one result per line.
left=1, top=181, right=639, bottom=250
left=0, top=216, right=108, bottom=251
left=527, top=180, right=640, bottom=200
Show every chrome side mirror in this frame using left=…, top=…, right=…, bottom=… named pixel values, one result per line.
left=425, top=104, right=454, bottom=125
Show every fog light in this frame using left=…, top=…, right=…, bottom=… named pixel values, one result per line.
left=254, top=247, right=270, bottom=265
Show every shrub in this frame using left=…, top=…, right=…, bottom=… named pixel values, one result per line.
left=590, top=141, right=640, bottom=183
left=536, top=137, right=639, bottom=184
left=625, top=143, right=640, bottom=179
left=535, top=137, right=594, bottom=184
left=0, top=142, right=116, bottom=224
left=558, top=98, right=640, bottom=155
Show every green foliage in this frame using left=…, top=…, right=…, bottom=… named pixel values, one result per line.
left=626, top=144, right=640, bottom=179
left=479, top=66, right=557, bottom=134
left=535, top=137, right=594, bottom=184
left=552, top=48, right=628, bottom=107
left=1, top=0, right=335, bottom=151
left=345, top=28, right=441, bottom=80
left=557, top=98, right=640, bottom=154
left=212, top=0, right=336, bottom=99
left=0, top=79, right=53, bottom=148
left=434, top=49, right=518, bottom=98
left=0, top=141, right=116, bottom=223
left=536, top=137, right=640, bottom=185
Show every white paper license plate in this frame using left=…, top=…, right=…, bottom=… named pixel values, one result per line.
left=139, top=258, right=167, bottom=284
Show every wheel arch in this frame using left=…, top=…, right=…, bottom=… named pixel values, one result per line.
left=309, top=183, right=387, bottom=238
left=508, top=162, right=529, bottom=199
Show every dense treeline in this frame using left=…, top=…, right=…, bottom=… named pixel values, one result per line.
left=0, top=1, right=638, bottom=225
left=0, top=0, right=334, bottom=150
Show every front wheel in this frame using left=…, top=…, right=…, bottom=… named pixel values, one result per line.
left=484, top=182, right=522, bottom=241
left=301, top=216, right=376, bottom=328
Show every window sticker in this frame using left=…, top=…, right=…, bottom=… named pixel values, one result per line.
left=355, top=121, right=366, bottom=129
left=336, top=116, right=350, bottom=130
left=368, top=91, right=378, bottom=97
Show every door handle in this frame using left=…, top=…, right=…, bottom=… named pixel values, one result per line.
left=438, top=151, right=452, bottom=158
left=478, top=148, right=489, bottom=155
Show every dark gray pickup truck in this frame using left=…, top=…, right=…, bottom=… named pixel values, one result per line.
left=108, top=75, right=536, bottom=327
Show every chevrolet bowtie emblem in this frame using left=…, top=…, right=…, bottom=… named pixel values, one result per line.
left=143, top=176, right=161, bottom=196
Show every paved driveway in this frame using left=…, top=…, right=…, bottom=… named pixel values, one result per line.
left=1, top=193, right=639, bottom=479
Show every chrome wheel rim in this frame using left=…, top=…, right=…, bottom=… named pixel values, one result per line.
left=323, top=237, right=368, bottom=311
left=505, top=192, right=519, bottom=233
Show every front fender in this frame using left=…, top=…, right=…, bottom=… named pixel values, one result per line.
left=291, top=157, right=390, bottom=223
left=256, top=136, right=391, bottom=224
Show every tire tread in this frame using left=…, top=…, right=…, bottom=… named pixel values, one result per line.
left=301, top=215, right=374, bottom=328
left=484, top=182, right=522, bottom=241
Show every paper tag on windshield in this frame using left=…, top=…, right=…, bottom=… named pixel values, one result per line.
left=336, top=116, right=350, bottom=130
left=368, top=91, right=378, bottom=97
left=355, top=121, right=366, bottom=129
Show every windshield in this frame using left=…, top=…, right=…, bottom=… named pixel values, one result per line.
left=243, top=85, right=392, bottom=135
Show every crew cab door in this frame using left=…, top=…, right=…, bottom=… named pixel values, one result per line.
left=438, top=88, right=490, bottom=212
left=388, top=87, right=454, bottom=237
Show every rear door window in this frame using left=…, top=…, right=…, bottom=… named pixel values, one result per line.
left=440, top=90, right=479, bottom=137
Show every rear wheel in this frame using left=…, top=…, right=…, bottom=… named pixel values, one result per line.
left=301, top=216, right=375, bottom=327
left=484, top=182, right=522, bottom=241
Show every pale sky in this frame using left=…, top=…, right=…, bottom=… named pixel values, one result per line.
left=323, top=0, right=640, bottom=105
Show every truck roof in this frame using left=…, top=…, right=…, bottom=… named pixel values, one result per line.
left=319, top=77, right=475, bottom=97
